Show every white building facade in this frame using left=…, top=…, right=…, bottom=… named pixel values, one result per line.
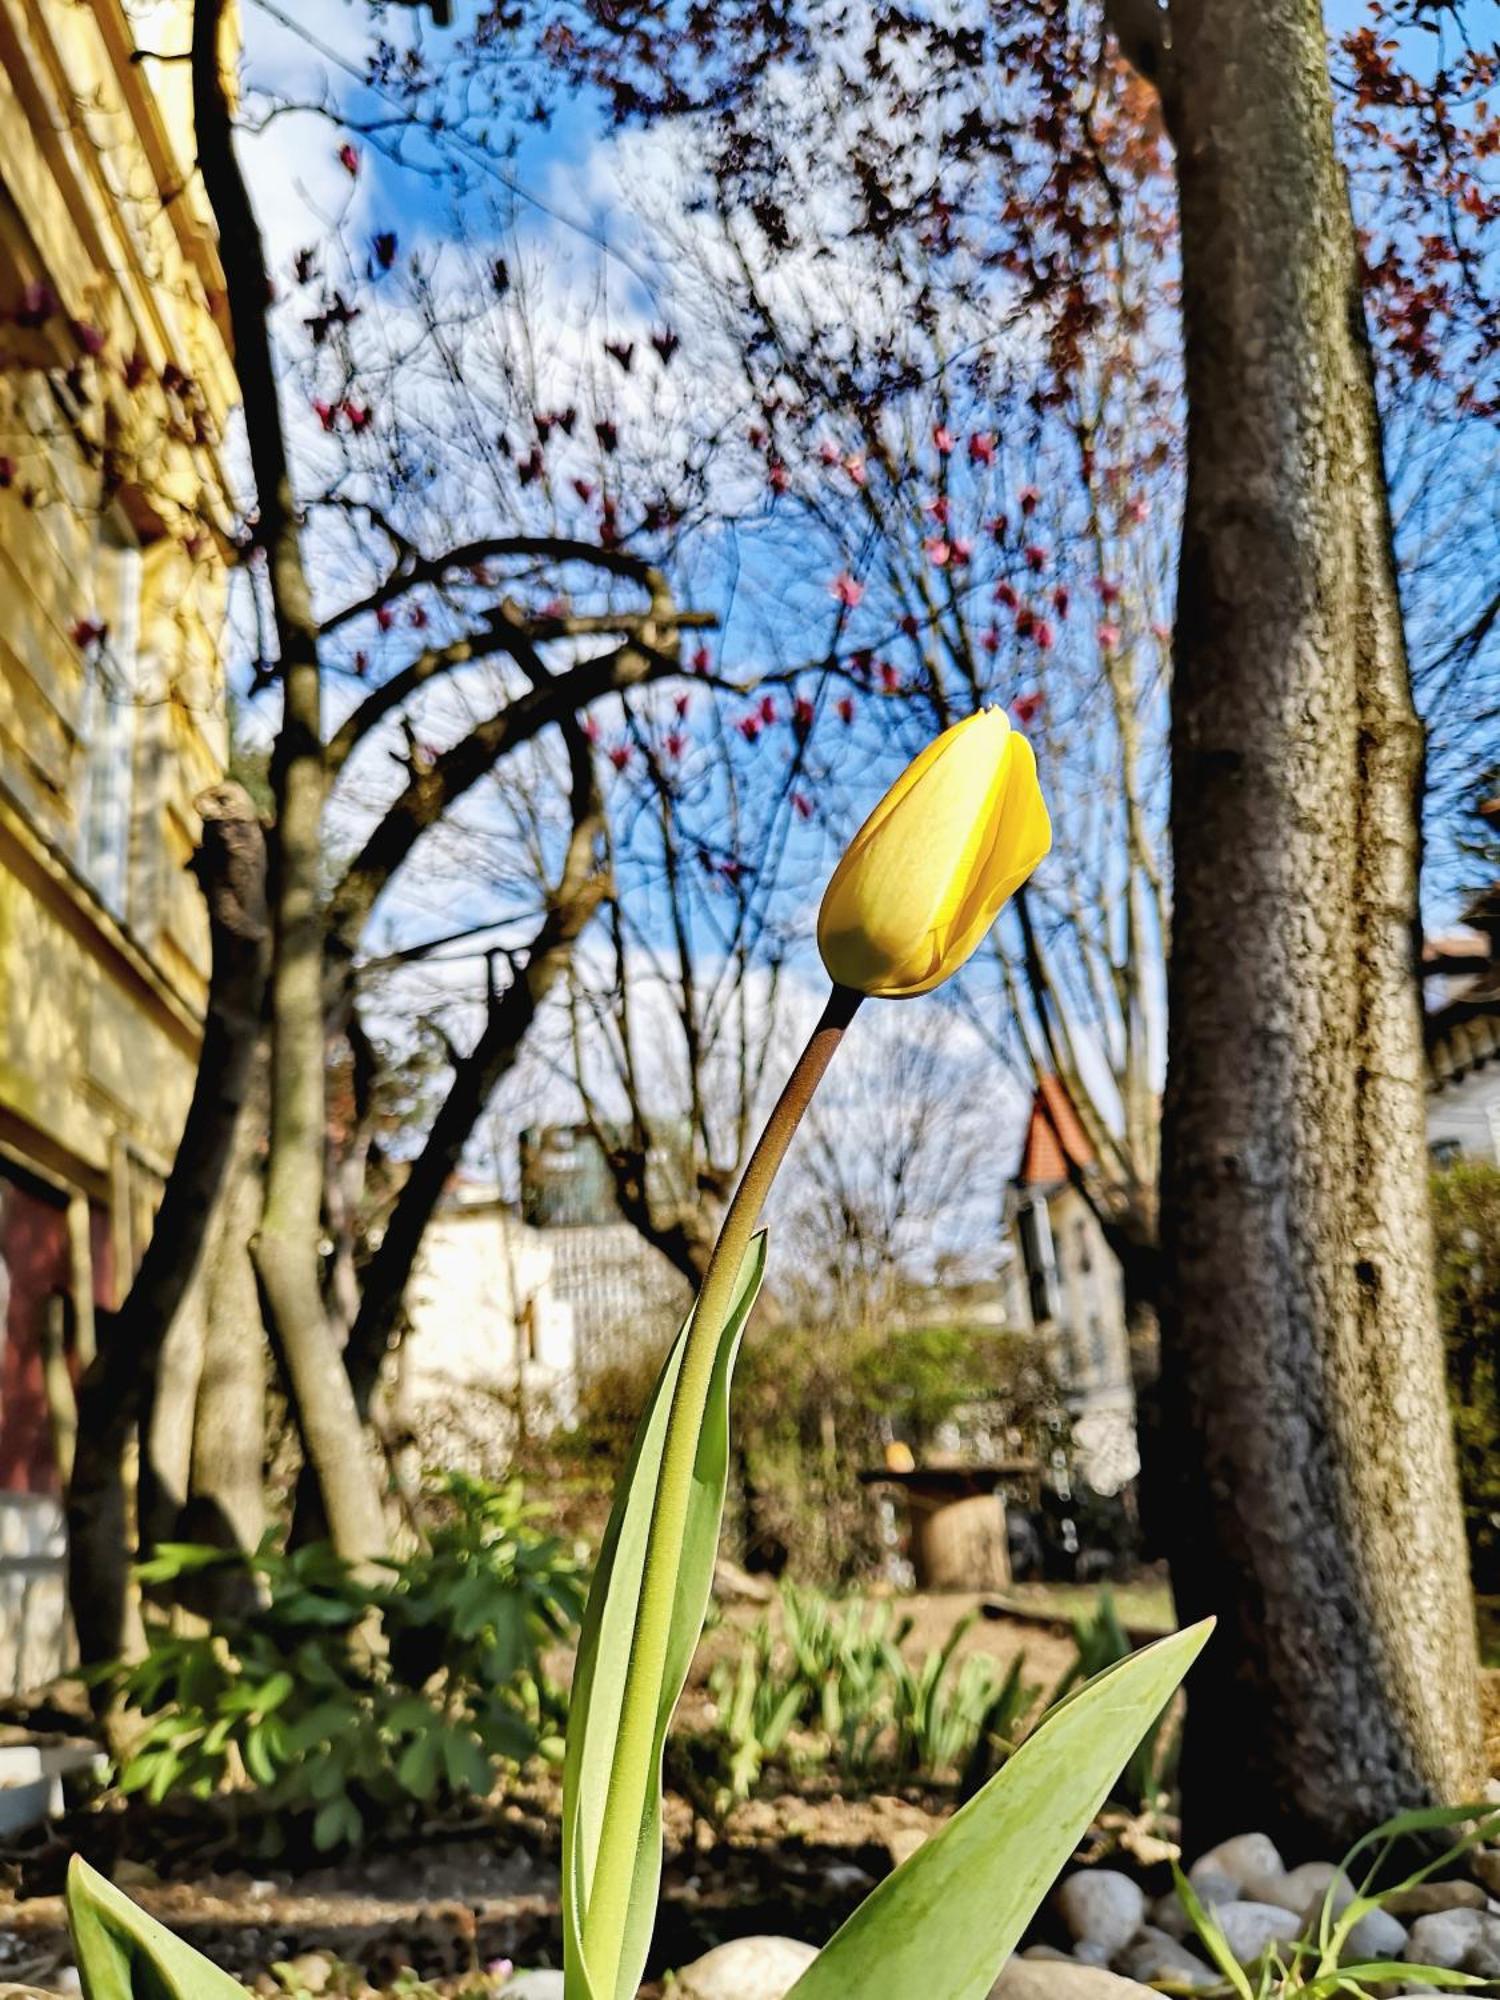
left=1003, top=1079, right=1138, bottom=1496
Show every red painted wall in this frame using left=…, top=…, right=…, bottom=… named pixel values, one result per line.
left=0, top=1167, right=70, bottom=1495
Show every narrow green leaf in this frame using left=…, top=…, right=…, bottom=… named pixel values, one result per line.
left=562, top=1236, right=767, bottom=2000
left=67, top=1855, right=248, bottom=2000
left=242, top=1725, right=277, bottom=1788
left=1174, top=1860, right=1256, bottom=2000
left=785, top=1622, right=1213, bottom=2000
left=1313, top=1968, right=1488, bottom=1994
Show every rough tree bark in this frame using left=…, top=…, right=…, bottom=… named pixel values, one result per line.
left=193, top=0, right=388, bottom=1564
left=67, top=784, right=268, bottom=1667
left=1136, top=0, right=1484, bottom=1851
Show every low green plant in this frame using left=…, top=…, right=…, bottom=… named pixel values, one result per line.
left=958, top=1654, right=1040, bottom=1799
left=1053, top=1588, right=1179, bottom=1810
left=777, top=1581, right=909, bottom=1774
left=94, top=1474, right=584, bottom=1851
left=686, top=1583, right=1039, bottom=1812
left=883, top=1608, right=1011, bottom=1778
left=1432, top=1163, right=1500, bottom=1596
left=1177, top=1803, right=1500, bottom=2000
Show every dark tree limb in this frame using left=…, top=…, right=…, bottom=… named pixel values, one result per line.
left=325, top=605, right=713, bottom=782
left=318, top=533, right=684, bottom=638
left=326, top=628, right=517, bottom=779
left=67, top=784, right=269, bottom=1669
left=340, top=723, right=609, bottom=1414
left=322, top=640, right=681, bottom=983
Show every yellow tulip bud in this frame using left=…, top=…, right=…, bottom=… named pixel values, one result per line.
left=817, top=708, right=1051, bottom=998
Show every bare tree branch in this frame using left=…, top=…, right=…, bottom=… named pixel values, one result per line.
left=323, top=639, right=682, bottom=978
left=318, top=533, right=688, bottom=637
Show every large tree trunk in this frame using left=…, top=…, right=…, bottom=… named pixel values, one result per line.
left=1150, top=0, right=1483, bottom=1852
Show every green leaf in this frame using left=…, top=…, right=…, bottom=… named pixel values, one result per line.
left=439, top=1729, right=494, bottom=1797
left=476, top=1704, right=537, bottom=1765
left=132, top=1544, right=239, bottom=1585
left=395, top=1728, right=444, bottom=1801
left=1336, top=1968, right=1496, bottom=1984
left=282, top=1699, right=357, bottom=1754
left=784, top=1622, right=1213, bottom=2000
left=242, top=1724, right=278, bottom=1788
left=308, top=1751, right=349, bottom=1802
left=385, top=1696, right=441, bottom=1733
left=311, top=1797, right=362, bottom=1852
left=66, top=1856, right=248, bottom=2000
left=1173, top=1860, right=1256, bottom=2000
left=563, top=1235, right=767, bottom=2000
left=482, top=1599, right=526, bottom=1686
left=1309, top=1969, right=1489, bottom=1996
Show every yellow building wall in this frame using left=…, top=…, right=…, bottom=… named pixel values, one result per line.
left=0, top=0, right=236, bottom=1299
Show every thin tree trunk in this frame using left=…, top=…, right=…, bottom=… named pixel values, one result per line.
left=192, top=0, right=387, bottom=1565
left=288, top=750, right=607, bottom=1544
left=1146, top=0, right=1482, bottom=1851
left=66, top=785, right=268, bottom=1666
left=140, top=1285, right=204, bottom=1556
left=188, top=1061, right=269, bottom=1564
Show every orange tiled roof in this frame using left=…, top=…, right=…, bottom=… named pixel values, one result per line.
left=1015, top=1074, right=1094, bottom=1187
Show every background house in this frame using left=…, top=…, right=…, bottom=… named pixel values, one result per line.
left=0, top=0, right=235, bottom=1686
left=399, top=1129, right=692, bottom=1466
left=1425, top=890, right=1500, bottom=1165
left=1000, top=919, right=1500, bottom=1518
left=398, top=1184, right=576, bottom=1467
left=517, top=1124, right=693, bottom=1378
left=1003, top=1077, right=1138, bottom=1497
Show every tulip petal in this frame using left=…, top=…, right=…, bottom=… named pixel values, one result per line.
left=818, top=712, right=1012, bottom=994
left=931, top=733, right=1053, bottom=978
left=848, top=708, right=1008, bottom=850
left=888, top=755, right=1049, bottom=995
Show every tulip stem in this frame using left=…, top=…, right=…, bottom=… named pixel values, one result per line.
left=581, top=983, right=862, bottom=1994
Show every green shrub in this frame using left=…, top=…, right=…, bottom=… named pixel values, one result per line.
left=94, top=1475, right=585, bottom=1851
left=1431, top=1162, right=1500, bottom=1595
left=564, top=1323, right=1064, bottom=1587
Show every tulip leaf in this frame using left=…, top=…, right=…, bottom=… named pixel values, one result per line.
left=786, top=1620, right=1213, bottom=2000
left=563, top=1234, right=768, bottom=2000
left=66, top=1856, right=248, bottom=2000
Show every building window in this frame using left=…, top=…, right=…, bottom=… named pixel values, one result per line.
left=75, top=517, right=143, bottom=921
left=1075, top=1220, right=1092, bottom=1276
left=1017, top=1200, right=1057, bottom=1326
